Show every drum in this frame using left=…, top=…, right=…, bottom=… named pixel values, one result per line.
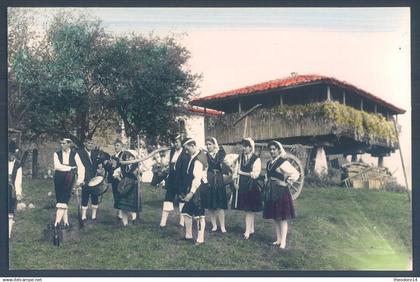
left=88, top=176, right=108, bottom=196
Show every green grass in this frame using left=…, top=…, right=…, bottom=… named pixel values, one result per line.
left=9, top=179, right=412, bottom=271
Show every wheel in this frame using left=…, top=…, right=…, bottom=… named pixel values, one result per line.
left=284, top=153, right=305, bottom=200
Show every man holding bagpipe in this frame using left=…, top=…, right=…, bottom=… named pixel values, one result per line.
left=53, top=137, right=85, bottom=229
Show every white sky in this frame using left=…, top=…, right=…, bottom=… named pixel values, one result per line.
left=13, top=7, right=411, bottom=187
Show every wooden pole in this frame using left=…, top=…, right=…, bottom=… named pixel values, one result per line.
left=32, top=149, right=38, bottom=179
left=392, top=117, right=410, bottom=201
left=136, top=134, right=142, bottom=221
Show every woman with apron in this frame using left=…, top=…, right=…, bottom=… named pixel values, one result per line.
left=263, top=141, right=299, bottom=249
left=231, top=137, right=262, bottom=240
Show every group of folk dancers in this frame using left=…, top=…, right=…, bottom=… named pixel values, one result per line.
left=24, top=134, right=300, bottom=248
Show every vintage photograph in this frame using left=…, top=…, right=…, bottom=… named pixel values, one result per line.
left=7, top=7, right=411, bottom=271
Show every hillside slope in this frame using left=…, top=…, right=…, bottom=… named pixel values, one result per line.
left=9, top=180, right=412, bottom=271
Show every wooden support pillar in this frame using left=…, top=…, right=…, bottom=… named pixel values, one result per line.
left=378, top=156, right=384, bottom=168
left=32, top=149, right=38, bottom=179
left=374, top=104, right=377, bottom=114
left=314, top=146, right=328, bottom=176
left=279, top=95, right=283, bottom=106
left=342, top=91, right=346, bottom=105
left=326, top=86, right=331, bottom=101
left=351, top=154, right=357, bottom=162
left=238, top=101, right=242, bottom=113
left=360, top=99, right=364, bottom=111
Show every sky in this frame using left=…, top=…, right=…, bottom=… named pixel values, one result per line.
left=16, top=7, right=411, bottom=187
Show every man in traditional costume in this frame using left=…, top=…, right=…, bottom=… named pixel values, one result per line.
left=180, top=138, right=208, bottom=245
left=77, top=138, right=104, bottom=223
left=8, top=146, right=22, bottom=238
left=105, top=139, right=125, bottom=221
left=53, top=137, right=84, bottom=228
left=159, top=135, right=190, bottom=228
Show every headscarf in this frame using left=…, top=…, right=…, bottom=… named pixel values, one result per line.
left=206, top=137, right=220, bottom=154
left=122, top=149, right=138, bottom=160
left=242, top=137, right=255, bottom=154
left=268, top=140, right=287, bottom=158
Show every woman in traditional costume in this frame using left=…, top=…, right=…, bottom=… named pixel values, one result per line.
left=203, top=137, right=228, bottom=233
left=263, top=141, right=299, bottom=249
left=231, top=138, right=262, bottom=240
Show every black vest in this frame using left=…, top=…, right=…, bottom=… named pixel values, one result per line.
left=266, top=157, right=287, bottom=181
left=186, top=151, right=206, bottom=191
left=240, top=153, right=258, bottom=173
left=77, top=149, right=97, bottom=181
left=207, top=147, right=226, bottom=171
left=9, top=161, right=20, bottom=185
left=56, top=150, right=77, bottom=167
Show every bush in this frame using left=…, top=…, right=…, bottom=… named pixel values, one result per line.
left=382, top=180, right=409, bottom=193
left=305, top=168, right=342, bottom=187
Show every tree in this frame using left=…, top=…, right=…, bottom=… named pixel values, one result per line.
left=11, top=10, right=201, bottom=146
left=12, top=12, right=118, bottom=146
left=96, top=34, right=201, bottom=143
left=8, top=8, right=41, bottom=134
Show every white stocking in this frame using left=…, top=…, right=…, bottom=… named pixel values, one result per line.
left=197, top=217, right=206, bottom=243
left=117, top=209, right=122, bottom=219
left=160, top=210, right=169, bottom=227
left=130, top=212, right=137, bottom=221
left=184, top=215, right=193, bottom=239
left=179, top=203, right=185, bottom=226
left=209, top=210, right=217, bottom=231
left=250, top=212, right=255, bottom=234
left=280, top=220, right=288, bottom=248
left=81, top=206, right=88, bottom=220
left=63, top=208, right=69, bottom=225
left=273, top=220, right=281, bottom=244
left=244, top=212, right=251, bottom=238
left=55, top=208, right=65, bottom=226
left=218, top=209, right=226, bottom=233
left=121, top=211, right=128, bottom=226
left=91, top=205, right=98, bottom=220
left=8, top=215, right=14, bottom=239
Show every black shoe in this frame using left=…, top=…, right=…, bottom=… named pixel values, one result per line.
left=181, top=237, right=194, bottom=242
left=91, top=219, right=97, bottom=225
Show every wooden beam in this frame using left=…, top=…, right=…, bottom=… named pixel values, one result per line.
left=360, top=99, right=364, bottom=111
left=238, top=101, right=242, bottom=113
left=280, top=95, right=283, bottom=106
left=233, top=104, right=262, bottom=126
left=374, top=104, right=377, bottom=114
left=342, top=91, right=346, bottom=105
left=327, top=86, right=331, bottom=101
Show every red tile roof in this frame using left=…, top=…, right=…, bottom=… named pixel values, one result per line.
left=191, top=74, right=405, bottom=114
left=188, top=106, right=224, bottom=116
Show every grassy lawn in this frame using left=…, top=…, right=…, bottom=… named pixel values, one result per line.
left=9, top=179, right=412, bottom=271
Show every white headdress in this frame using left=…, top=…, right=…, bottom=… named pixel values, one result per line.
left=271, top=140, right=287, bottom=158
left=242, top=137, right=255, bottom=154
